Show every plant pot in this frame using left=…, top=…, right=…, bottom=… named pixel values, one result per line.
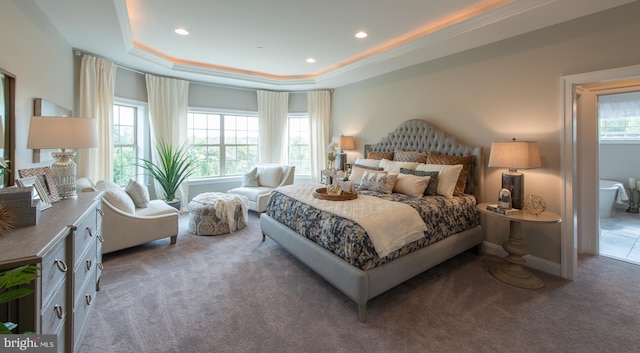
left=166, top=199, right=181, bottom=210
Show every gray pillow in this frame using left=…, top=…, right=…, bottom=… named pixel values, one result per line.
left=125, top=179, right=150, bottom=208
left=242, top=167, right=259, bottom=187
left=400, top=168, right=439, bottom=196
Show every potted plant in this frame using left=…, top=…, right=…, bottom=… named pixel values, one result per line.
left=137, top=140, right=197, bottom=210
left=1, top=264, right=39, bottom=334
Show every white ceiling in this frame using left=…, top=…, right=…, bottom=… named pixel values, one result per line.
left=33, top=0, right=635, bottom=91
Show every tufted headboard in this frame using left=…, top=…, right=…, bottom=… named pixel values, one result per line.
left=364, top=119, right=484, bottom=201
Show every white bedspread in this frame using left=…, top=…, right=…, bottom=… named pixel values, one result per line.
left=275, top=183, right=427, bottom=258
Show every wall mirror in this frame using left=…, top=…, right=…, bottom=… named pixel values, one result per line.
left=0, top=68, right=15, bottom=188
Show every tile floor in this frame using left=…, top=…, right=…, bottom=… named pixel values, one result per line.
left=600, top=208, right=640, bottom=265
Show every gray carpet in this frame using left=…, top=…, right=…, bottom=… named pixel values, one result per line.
left=79, top=213, right=640, bottom=353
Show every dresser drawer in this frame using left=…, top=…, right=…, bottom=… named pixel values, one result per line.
left=74, top=209, right=98, bottom=267
left=73, top=243, right=98, bottom=299
left=41, top=279, right=66, bottom=335
left=41, top=239, right=68, bottom=307
left=73, top=272, right=97, bottom=351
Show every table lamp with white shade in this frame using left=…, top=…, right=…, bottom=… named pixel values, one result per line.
left=488, top=139, right=541, bottom=209
left=335, top=135, right=355, bottom=171
left=26, top=116, right=99, bottom=199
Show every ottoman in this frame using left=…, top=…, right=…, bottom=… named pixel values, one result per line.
left=188, top=192, right=249, bottom=235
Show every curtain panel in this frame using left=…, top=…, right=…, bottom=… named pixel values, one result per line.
left=145, top=74, right=190, bottom=208
left=78, top=54, right=117, bottom=182
left=257, top=90, right=289, bottom=164
left=308, top=90, right=332, bottom=183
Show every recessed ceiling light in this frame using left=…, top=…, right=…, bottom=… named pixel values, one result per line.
left=175, top=28, right=189, bottom=36
left=306, top=58, right=316, bottom=63
left=355, top=31, right=368, bottom=39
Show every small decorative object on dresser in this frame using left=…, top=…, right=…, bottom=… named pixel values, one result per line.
left=18, top=166, right=60, bottom=203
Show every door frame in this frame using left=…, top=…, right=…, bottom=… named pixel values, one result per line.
left=561, top=64, right=640, bottom=280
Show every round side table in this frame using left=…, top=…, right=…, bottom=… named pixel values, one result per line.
left=477, top=202, right=562, bottom=289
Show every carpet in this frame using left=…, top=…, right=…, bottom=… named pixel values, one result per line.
left=79, top=213, right=640, bottom=353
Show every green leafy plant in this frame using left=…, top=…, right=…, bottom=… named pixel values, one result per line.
left=136, top=140, right=197, bottom=202
left=1, top=264, right=40, bottom=334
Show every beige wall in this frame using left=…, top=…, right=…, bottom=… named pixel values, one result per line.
left=332, top=2, right=640, bottom=264
left=0, top=1, right=74, bottom=172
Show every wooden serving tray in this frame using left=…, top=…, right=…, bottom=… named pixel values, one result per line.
left=313, top=188, right=357, bottom=201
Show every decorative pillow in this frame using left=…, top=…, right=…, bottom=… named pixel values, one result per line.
left=96, top=180, right=136, bottom=214
left=427, top=152, right=475, bottom=195
left=379, top=158, right=419, bottom=174
left=349, top=165, right=385, bottom=185
left=357, top=171, right=397, bottom=194
left=367, top=150, right=394, bottom=160
left=257, top=165, right=283, bottom=188
left=353, top=158, right=382, bottom=168
left=394, top=149, right=428, bottom=163
left=415, top=164, right=463, bottom=198
left=125, top=179, right=150, bottom=208
left=400, top=168, right=439, bottom=196
left=242, top=167, right=259, bottom=187
left=393, top=173, right=431, bottom=198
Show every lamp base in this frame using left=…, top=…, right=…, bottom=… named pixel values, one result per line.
left=502, top=171, right=523, bottom=209
left=338, top=152, right=347, bottom=171
left=51, top=151, right=77, bottom=199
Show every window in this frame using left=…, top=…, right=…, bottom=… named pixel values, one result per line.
left=599, top=91, right=640, bottom=141
left=187, top=111, right=259, bottom=177
left=288, top=114, right=311, bottom=175
left=113, top=103, right=140, bottom=186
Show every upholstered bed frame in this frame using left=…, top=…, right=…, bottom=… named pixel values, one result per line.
left=260, top=119, right=484, bottom=322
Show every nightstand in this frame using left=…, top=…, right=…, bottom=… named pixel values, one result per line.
left=477, top=202, right=562, bottom=289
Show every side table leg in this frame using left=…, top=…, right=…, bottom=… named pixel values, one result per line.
left=490, top=221, right=544, bottom=289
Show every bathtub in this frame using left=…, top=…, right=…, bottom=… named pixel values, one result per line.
left=599, top=180, right=625, bottom=218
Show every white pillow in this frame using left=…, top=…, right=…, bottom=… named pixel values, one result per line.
left=393, top=173, right=431, bottom=198
left=357, top=171, right=397, bottom=194
left=353, top=158, right=381, bottom=168
left=242, top=167, right=259, bottom=187
left=415, top=164, right=463, bottom=198
left=257, top=165, right=283, bottom=188
left=125, top=179, right=150, bottom=208
left=96, top=180, right=136, bottom=214
left=379, top=159, right=419, bottom=174
left=349, top=165, right=385, bottom=184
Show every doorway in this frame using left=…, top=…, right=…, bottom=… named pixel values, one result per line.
left=562, top=65, right=640, bottom=280
left=595, top=88, right=640, bottom=265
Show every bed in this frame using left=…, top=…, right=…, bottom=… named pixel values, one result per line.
left=260, top=119, right=484, bottom=322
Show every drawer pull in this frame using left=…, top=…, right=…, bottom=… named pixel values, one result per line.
left=54, top=305, right=64, bottom=319
left=87, top=226, right=94, bottom=237
left=54, top=259, right=68, bottom=272
left=85, top=294, right=92, bottom=306
left=86, top=259, right=92, bottom=270
left=97, top=235, right=104, bottom=243
left=97, top=262, right=104, bottom=270
left=98, top=208, right=104, bottom=216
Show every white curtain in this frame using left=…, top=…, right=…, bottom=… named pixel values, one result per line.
left=257, top=90, right=289, bottom=164
left=145, top=74, right=190, bottom=207
left=78, top=55, right=117, bottom=182
left=308, top=90, right=332, bottom=183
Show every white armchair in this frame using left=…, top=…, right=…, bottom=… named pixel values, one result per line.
left=81, top=179, right=179, bottom=254
left=227, top=164, right=295, bottom=213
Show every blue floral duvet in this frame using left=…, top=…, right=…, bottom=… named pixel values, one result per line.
left=265, top=189, right=479, bottom=270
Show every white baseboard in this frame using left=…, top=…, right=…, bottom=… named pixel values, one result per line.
left=483, top=241, right=562, bottom=277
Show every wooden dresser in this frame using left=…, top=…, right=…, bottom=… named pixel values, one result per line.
left=0, top=192, right=103, bottom=353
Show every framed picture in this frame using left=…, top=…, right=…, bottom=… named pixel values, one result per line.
left=18, top=166, right=60, bottom=202
left=16, top=176, right=52, bottom=210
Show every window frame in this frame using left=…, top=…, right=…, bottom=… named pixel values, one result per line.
left=187, top=108, right=259, bottom=179
left=287, top=113, right=311, bottom=176
left=112, top=98, right=149, bottom=186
